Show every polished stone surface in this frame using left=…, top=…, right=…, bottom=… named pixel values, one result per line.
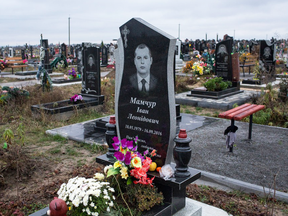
left=116, top=18, right=176, bottom=166
left=176, top=90, right=260, bottom=110
left=81, top=43, right=101, bottom=97
left=46, top=113, right=216, bottom=146
left=215, top=39, right=233, bottom=81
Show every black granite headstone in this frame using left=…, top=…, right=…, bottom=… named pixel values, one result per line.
left=259, top=40, right=276, bottom=81
left=195, top=40, right=201, bottom=52
left=40, top=39, right=52, bottom=73
left=61, top=43, right=67, bottom=58
left=215, top=39, right=233, bottom=81
left=101, top=45, right=108, bottom=66
left=21, top=49, right=25, bottom=60
left=30, top=46, right=33, bottom=58
left=70, top=46, right=74, bottom=57
left=115, top=18, right=176, bottom=166
left=81, top=43, right=101, bottom=97
left=75, top=44, right=82, bottom=74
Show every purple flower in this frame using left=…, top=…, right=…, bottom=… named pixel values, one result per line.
left=126, top=140, right=134, bottom=150
left=132, top=145, right=137, bottom=151
left=143, top=150, right=149, bottom=156
left=114, top=152, right=124, bottom=161
left=112, top=143, right=119, bottom=151
left=124, top=151, right=131, bottom=165
left=121, top=138, right=127, bottom=148
left=112, top=137, right=120, bottom=145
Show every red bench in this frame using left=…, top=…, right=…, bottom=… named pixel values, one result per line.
left=218, top=103, right=265, bottom=140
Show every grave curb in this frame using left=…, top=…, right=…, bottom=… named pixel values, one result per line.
left=194, top=168, right=288, bottom=203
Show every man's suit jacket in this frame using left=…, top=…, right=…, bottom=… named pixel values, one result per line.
left=129, top=73, right=157, bottom=92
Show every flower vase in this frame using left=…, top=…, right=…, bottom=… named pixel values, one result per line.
left=105, top=116, right=117, bottom=158
left=173, top=129, right=192, bottom=178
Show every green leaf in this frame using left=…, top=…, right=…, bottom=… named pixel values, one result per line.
left=127, top=177, right=132, bottom=185
left=3, top=142, right=7, bottom=149
left=106, top=167, right=119, bottom=177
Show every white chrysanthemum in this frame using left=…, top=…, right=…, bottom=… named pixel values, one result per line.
left=103, top=189, right=108, bottom=195
left=104, top=195, right=110, bottom=200
left=83, top=195, right=89, bottom=206
left=108, top=187, right=115, bottom=192
left=86, top=207, right=91, bottom=215
left=72, top=197, right=80, bottom=207
left=109, top=201, right=114, bottom=207
left=94, top=189, right=101, bottom=197
left=90, top=202, right=95, bottom=207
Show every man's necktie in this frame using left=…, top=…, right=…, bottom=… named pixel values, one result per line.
left=141, top=79, right=147, bottom=92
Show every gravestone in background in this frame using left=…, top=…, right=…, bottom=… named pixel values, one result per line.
left=115, top=18, right=176, bottom=166
left=75, top=44, right=82, bottom=74
left=9, top=48, right=13, bottom=57
left=175, top=40, right=184, bottom=71
left=41, top=39, right=52, bottom=74
left=215, top=38, right=233, bottom=81
left=61, top=43, right=67, bottom=58
left=70, top=46, right=74, bottom=57
left=101, top=45, right=108, bottom=67
left=195, top=39, right=201, bottom=52
left=259, top=40, right=276, bottom=82
left=80, top=43, right=102, bottom=98
left=21, top=49, right=25, bottom=59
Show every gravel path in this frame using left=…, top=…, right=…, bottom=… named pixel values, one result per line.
left=185, top=117, right=288, bottom=192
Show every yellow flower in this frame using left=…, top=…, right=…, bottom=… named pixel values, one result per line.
left=131, top=157, right=142, bottom=168
left=120, top=167, right=128, bottom=179
left=114, top=161, right=122, bottom=169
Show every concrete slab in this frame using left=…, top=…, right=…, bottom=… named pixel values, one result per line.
left=174, top=198, right=202, bottom=216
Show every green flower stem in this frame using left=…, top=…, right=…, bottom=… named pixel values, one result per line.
left=113, top=176, right=133, bottom=216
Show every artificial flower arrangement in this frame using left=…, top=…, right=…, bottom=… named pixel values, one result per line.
left=0, top=59, right=7, bottom=70
left=0, top=86, right=29, bottom=106
left=70, top=94, right=83, bottom=103
left=56, top=176, right=116, bottom=216
left=105, top=136, right=164, bottom=214
left=68, top=68, right=81, bottom=80
left=52, top=136, right=164, bottom=216
left=107, top=136, right=157, bottom=186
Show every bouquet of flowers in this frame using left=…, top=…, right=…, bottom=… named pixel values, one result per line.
left=57, top=176, right=116, bottom=216
left=0, top=59, right=7, bottom=70
left=68, top=68, right=80, bottom=79
left=70, top=94, right=83, bottom=103
left=0, top=86, right=29, bottom=106
left=192, top=62, right=204, bottom=76
left=107, top=136, right=156, bottom=186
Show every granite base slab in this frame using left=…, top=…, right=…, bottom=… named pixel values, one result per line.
left=52, top=78, right=81, bottom=83
left=188, top=87, right=243, bottom=99
left=46, top=113, right=217, bottom=145
left=15, top=70, right=38, bottom=75
left=176, top=91, right=260, bottom=110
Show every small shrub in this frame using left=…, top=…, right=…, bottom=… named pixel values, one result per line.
left=203, top=77, right=232, bottom=91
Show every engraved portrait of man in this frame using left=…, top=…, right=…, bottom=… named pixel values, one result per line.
left=129, top=44, right=157, bottom=93
left=263, top=47, right=271, bottom=59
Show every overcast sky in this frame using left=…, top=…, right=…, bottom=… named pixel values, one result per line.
left=1, top=0, right=288, bottom=47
